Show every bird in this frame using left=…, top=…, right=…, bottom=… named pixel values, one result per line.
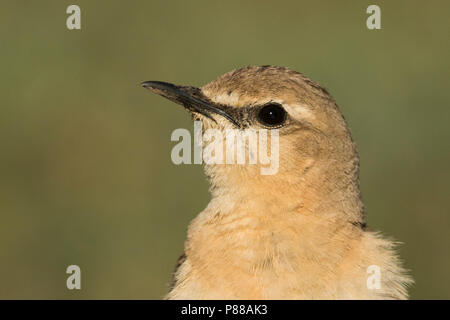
left=141, top=65, right=413, bottom=299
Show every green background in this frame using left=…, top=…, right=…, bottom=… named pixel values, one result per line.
left=0, top=1, right=449, bottom=299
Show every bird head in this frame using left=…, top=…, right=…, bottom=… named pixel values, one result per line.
left=142, top=66, right=363, bottom=218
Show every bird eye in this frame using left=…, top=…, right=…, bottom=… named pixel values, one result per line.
left=257, top=103, right=287, bottom=127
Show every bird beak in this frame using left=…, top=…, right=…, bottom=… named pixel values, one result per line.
left=141, top=80, right=240, bottom=128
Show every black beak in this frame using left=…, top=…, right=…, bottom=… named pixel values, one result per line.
left=141, top=81, right=240, bottom=128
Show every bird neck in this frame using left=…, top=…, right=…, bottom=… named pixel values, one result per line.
left=204, top=153, right=365, bottom=225
left=182, top=148, right=367, bottom=285
left=182, top=182, right=367, bottom=299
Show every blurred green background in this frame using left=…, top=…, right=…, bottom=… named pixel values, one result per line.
left=0, top=0, right=449, bottom=299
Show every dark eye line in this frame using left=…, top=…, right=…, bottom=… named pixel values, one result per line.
left=218, top=102, right=288, bottom=129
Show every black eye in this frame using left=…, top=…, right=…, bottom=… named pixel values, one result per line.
left=257, top=103, right=287, bottom=127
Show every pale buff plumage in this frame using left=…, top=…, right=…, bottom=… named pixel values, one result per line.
left=143, top=66, right=413, bottom=299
